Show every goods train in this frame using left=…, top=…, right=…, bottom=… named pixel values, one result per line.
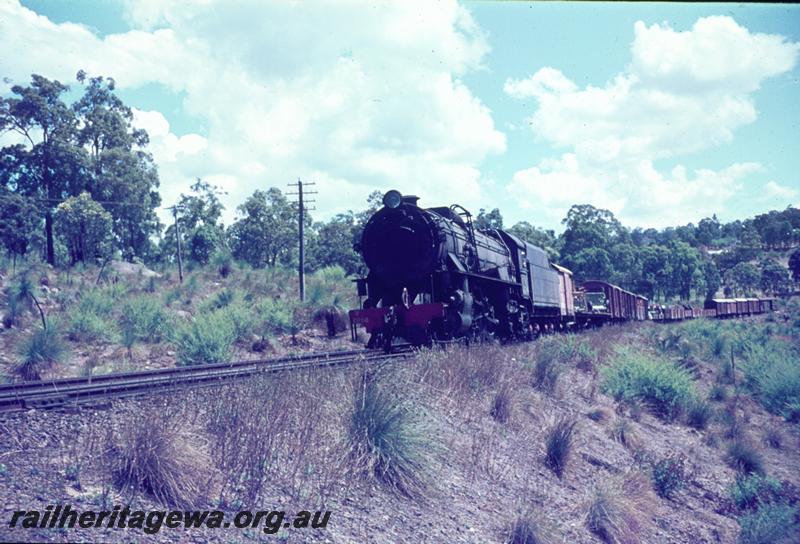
left=348, top=191, right=776, bottom=349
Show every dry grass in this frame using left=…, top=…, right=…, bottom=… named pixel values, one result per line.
left=762, top=428, right=782, bottom=450
left=586, top=472, right=655, bottom=544
left=587, top=407, right=610, bottom=422
left=610, top=418, right=640, bottom=450
left=348, top=372, right=432, bottom=498
left=491, top=383, right=514, bottom=424
left=105, top=410, right=214, bottom=508
left=507, top=511, right=560, bottom=544
left=415, top=344, right=507, bottom=403
left=726, top=438, right=765, bottom=476
left=544, top=417, right=577, bottom=479
left=532, top=343, right=564, bottom=394
left=204, top=370, right=347, bottom=507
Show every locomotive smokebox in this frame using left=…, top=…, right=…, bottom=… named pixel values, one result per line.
left=360, top=191, right=437, bottom=286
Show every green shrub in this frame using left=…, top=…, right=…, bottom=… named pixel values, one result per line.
left=574, top=341, right=597, bottom=371
left=163, top=286, right=182, bottom=307
left=306, top=279, right=335, bottom=309
left=197, top=287, right=243, bottom=314
left=121, top=319, right=136, bottom=355
left=541, top=334, right=596, bottom=366
left=601, top=347, right=695, bottom=420
left=709, top=384, right=728, bottom=402
left=737, top=502, right=798, bottom=544
left=654, top=327, right=683, bottom=353
left=212, top=248, right=234, bottom=278
left=726, top=439, right=765, bottom=476
left=531, top=335, right=594, bottom=392
left=348, top=376, right=430, bottom=497
left=6, top=274, right=35, bottom=309
left=783, top=402, right=800, bottom=423
left=66, top=288, right=120, bottom=342
left=741, top=343, right=800, bottom=422
left=17, top=325, right=66, bottom=380
left=102, top=282, right=129, bottom=301
left=174, top=274, right=200, bottom=306
left=686, top=397, right=713, bottom=430
left=306, top=266, right=349, bottom=315
left=77, top=288, right=116, bottom=317
left=651, top=454, right=686, bottom=499
left=121, top=296, right=170, bottom=343
left=314, top=265, right=347, bottom=284
left=221, top=302, right=255, bottom=343
left=4, top=274, right=46, bottom=327
left=730, top=474, right=783, bottom=511
left=544, top=418, right=576, bottom=479
left=67, top=306, right=116, bottom=342
left=256, top=298, right=294, bottom=334
left=676, top=338, right=694, bottom=361
left=174, top=312, right=236, bottom=366
left=719, top=358, right=736, bottom=385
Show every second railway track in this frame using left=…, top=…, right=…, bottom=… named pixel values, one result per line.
left=0, top=346, right=413, bottom=413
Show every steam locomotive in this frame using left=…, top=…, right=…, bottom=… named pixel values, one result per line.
left=348, top=190, right=775, bottom=349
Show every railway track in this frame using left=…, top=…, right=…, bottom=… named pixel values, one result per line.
left=0, top=346, right=413, bottom=413
left=1, top=307, right=763, bottom=415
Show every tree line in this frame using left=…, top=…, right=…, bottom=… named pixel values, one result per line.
left=0, top=73, right=160, bottom=266
left=2, top=73, right=798, bottom=301
left=475, top=204, right=799, bottom=301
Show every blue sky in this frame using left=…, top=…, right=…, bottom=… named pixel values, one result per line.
left=1, top=1, right=798, bottom=231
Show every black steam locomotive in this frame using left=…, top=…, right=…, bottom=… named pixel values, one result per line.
left=349, top=190, right=575, bottom=348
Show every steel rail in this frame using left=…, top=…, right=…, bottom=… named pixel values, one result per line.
left=0, top=347, right=374, bottom=394
left=0, top=346, right=413, bottom=413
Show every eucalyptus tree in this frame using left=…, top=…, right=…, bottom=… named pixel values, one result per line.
left=73, top=72, right=162, bottom=259
left=0, top=75, right=87, bottom=264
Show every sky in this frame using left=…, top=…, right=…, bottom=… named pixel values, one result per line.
left=1, top=0, right=798, bottom=232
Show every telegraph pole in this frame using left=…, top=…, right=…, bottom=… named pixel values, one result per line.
left=288, top=178, right=316, bottom=301
left=171, top=206, right=184, bottom=283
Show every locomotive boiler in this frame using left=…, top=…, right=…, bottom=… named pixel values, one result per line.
left=349, top=190, right=574, bottom=348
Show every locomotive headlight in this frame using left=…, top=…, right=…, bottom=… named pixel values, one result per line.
left=382, top=189, right=403, bottom=208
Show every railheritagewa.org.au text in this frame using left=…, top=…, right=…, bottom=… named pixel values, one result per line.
left=8, top=504, right=331, bottom=535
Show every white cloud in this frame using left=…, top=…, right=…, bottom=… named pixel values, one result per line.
left=132, top=109, right=208, bottom=163
left=0, top=0, right=505, bottom=224
left=763, top=180, right=798, bottom=201
left=632, top=16, right=800, bottom=94
left=508, top=154, right=760, bottom=229
left=503, top=67, right=577, bottom=99
left=505, top=16, right=799, bottom=227
left=0, top=2, right=197, bottom=93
